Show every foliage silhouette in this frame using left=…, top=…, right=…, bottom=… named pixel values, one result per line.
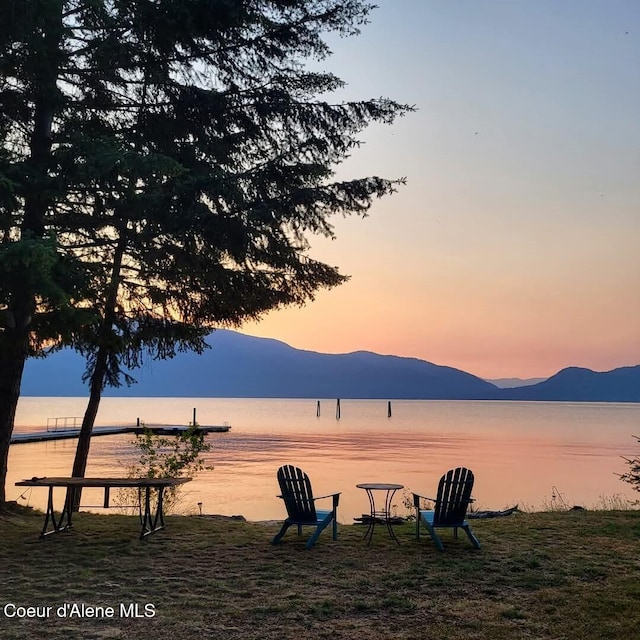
left=0, top=0, right=412, bottom=504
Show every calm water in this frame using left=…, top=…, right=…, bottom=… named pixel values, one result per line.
left=8, top=397, right=640, bottom=522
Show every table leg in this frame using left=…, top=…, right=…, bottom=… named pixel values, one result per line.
left=156, top=485, right=165, bottom=530
left=139, top=485, right=167, bottom=538
left=384, top=488, right=401, bottom=545
left=362, top=489, right=377, bottom=544
left=40, top=485, right=74, bottom=537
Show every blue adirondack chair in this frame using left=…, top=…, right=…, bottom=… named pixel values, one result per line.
left=413, top=467, right=481, bottom=551
left=271, top=465, right=340, bottom=550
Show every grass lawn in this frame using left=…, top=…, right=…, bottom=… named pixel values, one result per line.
left=1, top=504, right=639, bottom=639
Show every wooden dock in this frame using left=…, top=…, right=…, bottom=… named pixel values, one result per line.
left=11, top=424, right=231, bottom=444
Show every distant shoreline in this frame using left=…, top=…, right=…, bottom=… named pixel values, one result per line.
left=17, top=395, right=640, bottom=403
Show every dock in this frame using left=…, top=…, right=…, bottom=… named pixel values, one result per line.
left=11, top=424, right=231, bottom=444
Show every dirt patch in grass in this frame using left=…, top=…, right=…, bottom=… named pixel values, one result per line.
left=0, top=507, right=639, bottom=639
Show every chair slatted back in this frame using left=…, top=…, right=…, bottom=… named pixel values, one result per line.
left=433, top=467, right=474, bottom=526
left=277, top=465, right=317, bottom=523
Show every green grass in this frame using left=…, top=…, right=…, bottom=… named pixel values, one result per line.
left=1, top=504, right=639, bottom=639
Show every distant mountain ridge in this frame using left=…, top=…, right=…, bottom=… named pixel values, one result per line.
left=20, top=330, right=640, bottom=402
left=486, top=377, right=547, bottom=388
left=498, top=366, right=640, bottom=402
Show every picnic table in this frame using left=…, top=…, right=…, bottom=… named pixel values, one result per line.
left=15, top=476, right=191, bottom=539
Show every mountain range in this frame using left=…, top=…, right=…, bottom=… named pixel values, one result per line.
left=20, top=329, right=640, bottom=402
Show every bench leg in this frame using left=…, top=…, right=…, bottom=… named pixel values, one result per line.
left=40, top=486, right=74, bottom=537
left=139, top=486, right=166, bottom=538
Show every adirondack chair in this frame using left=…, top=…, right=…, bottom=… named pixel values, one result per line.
left=271, top=465, right=340, bottom=550
left=413, top=467, right=481, bottom=551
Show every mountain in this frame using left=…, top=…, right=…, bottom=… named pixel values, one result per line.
left=498, top=366, right=640, bottom=402
left=21, top=330, right=499, bottom=399
left=20, top=330, right=640, bottom=401
left=486, top=377, right=547, bottom=388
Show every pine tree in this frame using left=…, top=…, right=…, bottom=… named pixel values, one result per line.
left=0, top=0, right=412, bottom=504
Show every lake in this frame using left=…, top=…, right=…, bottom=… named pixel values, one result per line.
left=8, top=397, right=640, bottom=522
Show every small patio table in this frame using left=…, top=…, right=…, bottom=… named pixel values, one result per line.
left=15, top=476, right=191, bottom=539
left=356, top=483, right=404, bottom=545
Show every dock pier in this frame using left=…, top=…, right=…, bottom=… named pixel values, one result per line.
left=11, top=424, right=231, bottom=445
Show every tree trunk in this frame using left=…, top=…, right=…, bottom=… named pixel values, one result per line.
left=68, top=232, right=127, bottom=509
left=0, top=2, right=63, bottom=507
left=0, top=333, right=29, bottom=507
left=69, top=346, right=109, bottom=510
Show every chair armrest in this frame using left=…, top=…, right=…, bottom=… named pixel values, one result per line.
left=314, top=492, right=341, bottom=501
left=412, top=492, right=436, bottom=500
left=314, top=492, right=341, bottom=507
left=314, top=491, right=342, bottom=500
left=412, top=492, right=436, bottom=508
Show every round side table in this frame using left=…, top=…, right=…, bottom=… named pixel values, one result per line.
left=356, top=483, right=404, bottom=545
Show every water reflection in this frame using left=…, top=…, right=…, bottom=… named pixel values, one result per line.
left=8, top=398, right=640, bottom=521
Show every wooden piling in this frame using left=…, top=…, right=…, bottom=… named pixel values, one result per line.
left=387, top=401, right=392, bottom=418
left=336, top=398, right=341, bottom=420
left=316, top=401, right=321, bottom=417
left=192, top=407, right=197, bottom=427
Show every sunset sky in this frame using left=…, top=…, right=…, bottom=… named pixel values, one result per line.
left=242, top=0, right=640, bottom=379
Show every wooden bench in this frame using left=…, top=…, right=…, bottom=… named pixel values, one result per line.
left=15, top=476, right=191, bottom=539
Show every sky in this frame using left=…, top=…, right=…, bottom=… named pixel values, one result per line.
left=242, top=0, right=640, bottom=379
